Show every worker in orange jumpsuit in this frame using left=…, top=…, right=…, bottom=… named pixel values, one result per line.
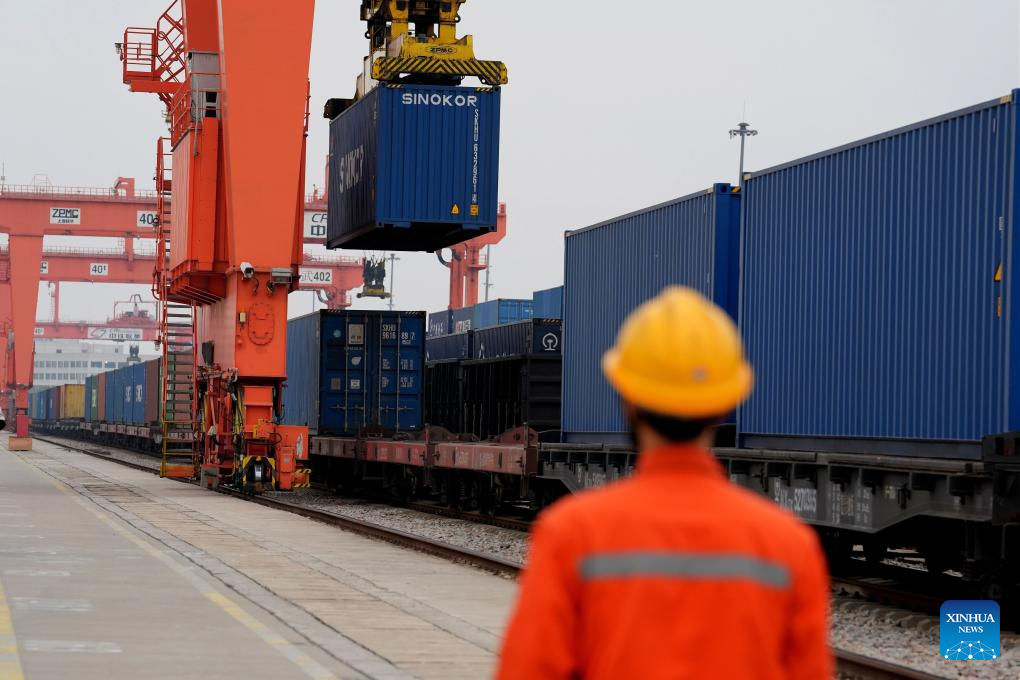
left=497, top=287, right=832, bottom=679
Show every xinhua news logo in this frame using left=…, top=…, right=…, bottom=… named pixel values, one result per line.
left=940, top=600, right=1000, bottom=661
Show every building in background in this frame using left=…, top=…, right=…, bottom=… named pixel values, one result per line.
left=31, top=339, right=158, bottom=387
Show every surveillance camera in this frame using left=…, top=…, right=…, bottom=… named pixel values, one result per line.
left=240, top=262, right=255, bottom=279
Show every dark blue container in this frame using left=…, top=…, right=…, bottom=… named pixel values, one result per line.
left=562, top=183, right=742, bottom=445
left=532, top=286, right=563, bottom=318
left=472, top=298, right=533, bottom=329
left=105, top=368, right=117, bottom=423
left=426, top=331, right=473, bottom=362
left=112, top=366, right=126, bottom=424
left=130, top=362, right=145, bottom=424
left=28, top=389, right=39, bottom=420
left=428, top=306, right=474, bottom=337
left=739, top=92, right=1020, bottom=459
left=428, top=309, right=452, bottom=338
left=283, top=310, right=426, bottom=435
left=473, top=319, right=562, bottom=359
left=31, top=388, right=47, bottom=421
left=327, top=84, right=502, bottom=251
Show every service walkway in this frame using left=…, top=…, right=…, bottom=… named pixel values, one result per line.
left=0, top=438, right=516, bottom=680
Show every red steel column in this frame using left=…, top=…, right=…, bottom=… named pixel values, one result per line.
left=8, top=234, right=43, bottom=440
left=0, top=279, right=10, bottom=428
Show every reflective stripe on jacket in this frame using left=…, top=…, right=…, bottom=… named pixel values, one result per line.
left=496, top=444, right=832, bottom=680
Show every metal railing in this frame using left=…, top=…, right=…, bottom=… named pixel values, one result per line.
left=0, top=183, right=158, bottom=201
left=302, top=252, right=363, bottom=266
left=0, top=245, right=158, bottom=258
left=0, top=183, right=330, bottom=208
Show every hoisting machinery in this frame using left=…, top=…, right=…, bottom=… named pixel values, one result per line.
left=118, top=0, right=505, bottom=492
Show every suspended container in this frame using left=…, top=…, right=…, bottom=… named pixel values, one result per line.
left=327, top=84, right=502, bottom=251
left=739, top=91, right=1020, bottom=460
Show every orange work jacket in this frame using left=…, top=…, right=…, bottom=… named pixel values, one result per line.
left=497, top=443, right=832, bottom=680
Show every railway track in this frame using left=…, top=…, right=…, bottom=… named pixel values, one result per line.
left=832, top=576, right=944, bottom=615
left=32, top=435, right=521, bottom=577
left=834, top=649, right=947, bottom=680
left=32, top=434, right=951, bottom=679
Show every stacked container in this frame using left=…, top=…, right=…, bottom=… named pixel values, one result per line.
left=47, top=388, right=61, bottom=423
left=60, top=384, right=85, bottom=419
left=425, top=319, right=563, bottom=441
left=129, top=362, right=145, bottom=424
left=473, top=319, right=561, bottom=359
left=283, top=310, right=426, bottom=436
left=738, top=91, right=1020, bottom=460
left=562, top=183, right=742, bottom=445
left=472, top=299, right=533, bottom=330
left=532, top=286, right=563, bottom=319
left=144, top=359, right=160, bottom=425
left=98, top=372, right=108, bottom=423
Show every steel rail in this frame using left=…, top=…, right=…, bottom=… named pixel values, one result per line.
left=834, top=649, right=948, bottom=680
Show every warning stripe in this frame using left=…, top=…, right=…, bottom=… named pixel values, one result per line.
left=373, top=57, right=508, bottom=85
left=0, top=577, right=24, bottom=680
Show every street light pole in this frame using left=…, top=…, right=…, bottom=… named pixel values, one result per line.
left=729, top=121, right=758, bottom=192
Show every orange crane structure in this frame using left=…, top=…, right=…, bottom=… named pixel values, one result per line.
left=438, top=202, right=507, bottom=310
left=118, top=0, right=317, bottom=489
left=113, top=0, right=503, bottom=491
left=34, top=293, right=160, bottom=342
left=0, top=182, right=363, bottom=445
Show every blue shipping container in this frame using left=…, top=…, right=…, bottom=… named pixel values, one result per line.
left=533, top=286, right=563, bottom=319
left=283, top=310, right=426, bottom=435
left=472, top=298, right=533, bottom=330
left=427, top=307, right=474, bottom=338
left=739, top=92, right=1020, bottom=460
left=428, top=310, right=451, bottom=338
left=30, top=388, right=45, bottom=421
left=473, top=319, right=562, bottom=359
left=112, top=366, right=126, bottom=424
left=130, top=362, right=145, bottom=425
left=426, top=331, right=473, bottom=362
left=562, top=183, right=742, bottom=444
left=327, top=84, right=502, bottom=251
left=105, top=368, right=117, bottom=423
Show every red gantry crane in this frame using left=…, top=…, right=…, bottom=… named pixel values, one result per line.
left=0, top=181, right=365, bottom=443
left=437, top=202, right=507, bottom=310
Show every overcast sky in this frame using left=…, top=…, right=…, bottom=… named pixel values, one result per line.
left=1, top=0, right=1018, bottom=342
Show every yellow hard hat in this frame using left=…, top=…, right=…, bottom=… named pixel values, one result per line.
left=602, top=287, right=753, bottom=418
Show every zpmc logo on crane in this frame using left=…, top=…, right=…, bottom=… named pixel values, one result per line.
left=49, top=207, right=81, bottom=225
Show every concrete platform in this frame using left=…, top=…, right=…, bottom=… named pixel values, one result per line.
left=0, top=438, right=517, bottom=679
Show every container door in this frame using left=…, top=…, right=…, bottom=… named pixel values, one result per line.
left=319, top=315, right=367, bottom=435
left=377, top=315, right=424, bottom=431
